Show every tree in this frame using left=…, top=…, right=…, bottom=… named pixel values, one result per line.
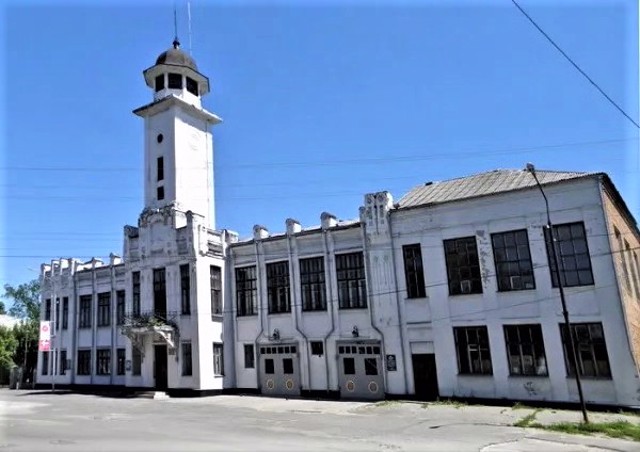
left=3, top=280, right=40, bottom=322
left=0, top=325, right=18, bottom=384
left=0, top=300, right=5, bottom=315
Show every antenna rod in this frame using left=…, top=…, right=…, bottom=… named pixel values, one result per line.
left=173, top=1, right=179, bottom=42
left=187, top=0, right=192, bottom=55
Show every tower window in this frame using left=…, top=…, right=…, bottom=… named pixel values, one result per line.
left=157, top=156, right=164, bottom=181
left=186, top=77, right=198, bottom=96
left=168, top=73, right=182, bottom=89
left=156, top=133, right=163, bottom=144
left=155, top=74, right=165, bottom=92
left=157, top=186, right=165, bottom=201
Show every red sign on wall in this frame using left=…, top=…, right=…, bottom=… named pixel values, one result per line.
left=39, top=321, right=51, bottom=352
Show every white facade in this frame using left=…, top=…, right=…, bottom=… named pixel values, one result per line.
left=35, top=38, right=640, bottom=407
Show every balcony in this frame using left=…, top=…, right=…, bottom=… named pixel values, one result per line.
left=120, top=311, right=180, bottom=357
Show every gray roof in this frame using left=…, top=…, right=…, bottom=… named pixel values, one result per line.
left=155, top=40, right=198, bottom=70
left=397, top=169, right=598, bottom=209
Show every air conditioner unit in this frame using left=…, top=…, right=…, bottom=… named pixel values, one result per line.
left=460, top=280, right=472, bottom=294
left=509, top=276, right=523, bottom=290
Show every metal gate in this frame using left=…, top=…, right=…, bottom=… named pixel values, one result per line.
left=337, top=341, right=384, bottom=400
left=259, top=343, right=301, bottom=396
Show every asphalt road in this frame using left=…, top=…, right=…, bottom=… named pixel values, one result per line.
left=0, top=390, right=637, bottom=451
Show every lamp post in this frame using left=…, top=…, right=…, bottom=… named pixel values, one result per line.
left=525, top=163, right=588, bottom=423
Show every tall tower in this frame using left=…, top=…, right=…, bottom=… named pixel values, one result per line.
left=133, top=39, right=221, bottom=229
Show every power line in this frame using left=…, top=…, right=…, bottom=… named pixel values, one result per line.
left=511, top=0, right=640, bottom=129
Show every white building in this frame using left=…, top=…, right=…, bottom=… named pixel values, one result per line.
left=36, top=40, right=640, bottom=407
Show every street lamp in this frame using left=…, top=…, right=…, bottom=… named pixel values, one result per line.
left=525, top=163, right=589, bottom=424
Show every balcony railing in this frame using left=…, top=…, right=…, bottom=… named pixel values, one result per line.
left=122, top=310, right=179, bottom=330
left=120, top=310, right=180, bottom=356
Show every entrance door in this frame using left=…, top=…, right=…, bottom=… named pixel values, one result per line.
left=154, top=344, right=168, bottom=390
left=259, top=344, right=301, bottom=397
left=337, top=342, right=384, bottom=400
left=412, top=353, right=439, bottom=401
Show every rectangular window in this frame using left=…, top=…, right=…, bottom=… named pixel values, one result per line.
left=444, top=237, right=483, bottom=295
left=213, top=343, right=224, bottom=376
left=453, top=326, right=492, bottom=375
left=343, top=357, right=355, bottom=375
left=545, top=222, right=594, bottom=287
left=186, top=77, right=198, bottom=96
left=264, top=358, right=274, bottom=374
left=116, top=290, right=125, bottom=325
left=182, top=342, right=192, bottom=376
left=180, top=264, right=191, bottom=315
left=78, top=295, right=92, bottom=329
left=267, top=261, right=291, bottom=314
left=210, top=266, right=222, bottom=318
left=55, top=298, right=60, bottom=330
left=244, top=344, right=255, bottom=369
left=42, top=351, right=49, bottom=375
left=560, top=322, right=611, bottom=378
left=310, top=341, right=324, bottom=356
left=155, top=74, right=164, bottom=91
left=633, top=251, right=640, bottom=299
left=45, top=299, right=51, bottom=321
left=153, top=268, right=166, bottom=317
left=336, top=252, right=367, bottom=309
left=503, top=324, right=548, bottom=376
left=62, top=297, right=69, bottom=329
left=77, top=350, right=91, bottom=376
left=132, top=272, right=141, bottom=316
left=403, top=244, right=426, bottom=298
left=157, top=156, right=164, bottom=182
left=60, top=349, right=67, bottom=375
left=116, top=348, right=126, bottom=375
left=624, top=240, right=637, bottom=296
left=236, top=266, right=257, bottom=316
left=168, top=73, right=182, bottom=89
left=96, top=349, right=111, bottom=375
left=364, top=358, right=378, bottom=375
left=491, top=229, right=535, bottom=291
left=300, top=257, right=327, bottom=311
left=157, top=186, right=165, bottom=201
left=282, top=358, right=293, bottom=374
left=97, top=292, right=111, bottom=327
left=132, top=347, right=142, bottom=376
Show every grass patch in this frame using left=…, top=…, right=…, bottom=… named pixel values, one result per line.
left=422, top=398, right=467, bottom=409
left=512, top=402, right=534, bottom=410
left=513, top=409, right=541, bottom=428
left=536, top=420, right=640, bottom=442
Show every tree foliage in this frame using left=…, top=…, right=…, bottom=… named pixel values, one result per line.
left=0, top=300, right=5, bottom=315
left=3, top=280, right=40, bottom=322
left=0, top=326, right=18, bottom=370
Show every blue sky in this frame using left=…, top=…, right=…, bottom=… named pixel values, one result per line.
left=1, top=0, right=638, bottom=289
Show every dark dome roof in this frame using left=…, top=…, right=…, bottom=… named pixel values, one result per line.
left=155, top=40, right=198, bottom=70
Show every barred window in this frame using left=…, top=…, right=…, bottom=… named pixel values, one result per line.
left=62, top=297, right=69, bottom=329
left=545, top=222, right=594, bottom=287
left=444, top=237, right=483, bottom=295
left=267, top=261, right=290, bottom=314
left=236, top=266, right=257, bottom=316
left=213, top=343, right=224, bottom=376
left=300, top=257, right=326, bottom=311
left=491, top=230, right=535, bottom=291
left=336, top=252, right=367, bottom=309
left=132, top=271, right=141, bottom=316
left=116, top=348, right=126, bottom=375
left=132, top=347, right=142, bottom=376
left=116, top=291, right=125, bottom=325
left=77, top=350, right=91, bottom=375
left=153, top=268, right=166, bottom=317
left=180, top=264, right=191, bottom=315
left=453, top=326, right=492, bottom=375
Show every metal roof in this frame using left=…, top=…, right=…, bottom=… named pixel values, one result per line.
left=396, top=169, right=599, bottom=209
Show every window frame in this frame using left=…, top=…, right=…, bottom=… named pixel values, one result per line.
left=77, top=349, right=91, bottom=376
left=545, top=221, right=594, bottom=288
left=213, top=343, right=224, bottom=376
left=132, top=347, right=142, bottom=376
left=210, top=265, right=222, bottom=319
left=62, top=297, right=69, bottom=329
left=402, top=244, right=427, bottom=298
left=116, top=290, right=125, bottom=325
left=155, top=74, right=165, bottom=91
left=559, top=322, right=611, bottom=379
left=116, top=348, right=126, bottom=376
left=235, top=266, right=258, bottom=317
left=444, top=236, right=483, bottom=296
left=168, top=73, right=182, bottom=89
left=96, top=349, right=111, bottom=376
left=336, top=252, right=368, bottom=309
left=42, top=351, right=49, bottom=375
left=132, top=271, right=141, bottom=316
left=266, top=261, right=291, bottom=314
left=97, top=292, right=111, bottom=327
left=78, top=295, right=92, bottom=329
left=180, top=264, right=191, bottom=315
left=491, top=229, right=535, bottom=292
left=157, top=186, right=165, bottom=201
left=181, top=342, right=193, bottom=376
left=300, top=256, right=327, bottom=311
left=244, top=344, right=255, bottom=369
left=453, top=326, right=493, bottom=375
left=157, top=156, right=164, bottom=182
left=60, top=349, right=67, bottom=375
left=503, top=324, right=548, bottom=376
left=186, top=77, right=198, bottom=95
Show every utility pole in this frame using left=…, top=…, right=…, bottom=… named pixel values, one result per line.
left=526, top=163, right=589, bottom=423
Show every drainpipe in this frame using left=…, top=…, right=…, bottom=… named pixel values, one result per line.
left=254, top=240, right=265, bottom=390
left=286, top=226, right=310, bottom=391
left=90, top=261, right=97, bottom=385
left=109, top=257, right=116, bottom=386
left=71, top=262, right=78, bottom=386
left=387, top=216, right=409, bottom=393
left=321, top=229, right=337, bottom=392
